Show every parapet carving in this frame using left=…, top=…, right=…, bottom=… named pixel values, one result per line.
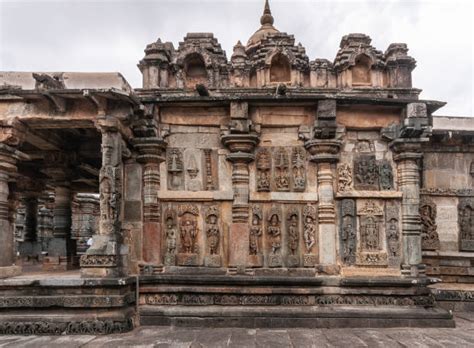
left=267, top=205, right=282, bottom=267
left=420, top=197, right=440, bottom=251
left=177, top=204, right=199, bottom=266
left=459, top=197, right=474, bottom=251
left=340, top=199, right=356, bottom=265
left=204, top=205, right=221, bottom=267
left=286, top=207, right=300, bottom=267
left=164, top=207, right=177, bottom=266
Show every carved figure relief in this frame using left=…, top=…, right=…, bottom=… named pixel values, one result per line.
left=177, top=204, right=199, bottom=266
left=167, top=148, right=184, bottom=190
left=164, top=208, right=177, bottom=266
left=256, top=148, right=271, bottom=191
left=291, top=147, right=306, bottom=191
left=420, top=197, right=440, bottom=251
left=337, top=163, right=352, bottom=192
left=385, top=203, right=400, bottom=262
left=459, top=198, right=474, bottom=251
left=302, top=205, right=317, bottom=267
left=340, top=199, right=356, bottom=265
left=249, top=205, right=263, bottom=256
left=274, top=148, right=290, bottom=191
left=286, top=207, right=300, bottom=268
left=358, top=201, right=383, bottom=252
left=354, top=155, right=379, bottom=190
left=204, top=205, right=221, bottom=267
left=379, top=161, right=394, bottom=190
left=205, top=206, right=220, bottom=255
left=186, top=153, right=201, bottom=191
left=267, top=205, right=282, bottom=267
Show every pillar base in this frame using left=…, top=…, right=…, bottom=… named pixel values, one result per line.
left=0, top=265, right=21, bottom=279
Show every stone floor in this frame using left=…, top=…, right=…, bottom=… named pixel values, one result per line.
left=0, top=312, right=472, bottom=348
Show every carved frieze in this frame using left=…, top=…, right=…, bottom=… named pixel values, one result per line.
left=167, top=148, right=184, bottom=190
left=420, top=197, right=440, bottom=251
left=286, top=207, right=300, bottom=267
left=354, top=155, right=379, bottom=190
left=267, top=205, right=282, bottom=267
left=274, top=147, right=290, bottom=191
left=340, top=199, right=356, bottom=265
left=256, top=148, right=271, bottom=192
left=291, top=147, right=306, bottom=191
left=337, top=163, right=352, bottom=192
left=163, top=208, right=177, bottom=266
left=459, top=197, right=474, bottom=251
left=177, top=204, right=199, bottom=266
left=204, top=205, right=221, bottom=267
left=79, top=255, right=118, bottom=268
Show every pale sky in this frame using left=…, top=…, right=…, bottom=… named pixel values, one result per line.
left=0, top=0, right=473, bottom=116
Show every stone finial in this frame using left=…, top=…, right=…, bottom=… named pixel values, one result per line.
left=231, top=40, right=247, bottom=62
left=261, top=0, right=274, bottom=26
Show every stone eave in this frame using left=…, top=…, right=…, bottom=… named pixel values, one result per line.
left=136, top=89, right=444, bottom=114
left=0, top=88, right=140, bottom=106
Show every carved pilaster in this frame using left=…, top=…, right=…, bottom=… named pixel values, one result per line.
left=81, top=116, right=128, bottom=277
left=222, top=102, right=259, bottom=269
left=391, top=140, right=424, bottom=277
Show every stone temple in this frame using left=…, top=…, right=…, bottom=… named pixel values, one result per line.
left=0, top=0, right=472, bottom=334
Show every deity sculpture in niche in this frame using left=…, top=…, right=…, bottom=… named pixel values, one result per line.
left=385, top=203, right=400, bottom=266
left=337, top=163, right=352, bottom=192
left=291, top=147, right=306, bottom=191
left=248, top=205, right=264, bottom=267
left=356, top=201, right=387, bottom=266
left=354, top=155, right=379, bottom=190
left=167, top=148, right=184, bottom=190
left=204, top=205, right=221, bottom=267
left=286, top=207, right=300, bottom=267
left=177, top=204, right=200, bottom=266
left=274, top=148, right=290, bottom=191
left=267, top=205, right=282, bottom=267
left=303, top=204, right=317, bottom=267
left=379, top=161, right=394, bottom=190
left=164, top=208, right=177, bottom=266
left=340, top=199, right=356, bottom=265
left=459, top=198, right=474, bottom=251
left=256, top=149, right=271, bottom=191
left=420, top=197, right=440, bottom=251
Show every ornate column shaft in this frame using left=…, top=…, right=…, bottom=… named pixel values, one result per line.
left=392, top=143, right=424, bottom=276
left=134, top=136, right=166, bottom=268
left=0, top=143, right=28, bottom=277
left=81, top=116, right=127, bottom=277
left=222, top=102, right=259, bottom=269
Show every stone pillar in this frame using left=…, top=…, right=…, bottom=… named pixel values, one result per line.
left=41, top=153, right=77, bottom=271
left=134, top=137, right=166, bottom=268
left=303, top=100, right=341, bottom=273
left=0, top=143, right=27, bottom=278
left=81, top=116, right=127, bottom=278
left=221, top=102, right=259, bottom=269
left=392, top=142, right=424, bottom=277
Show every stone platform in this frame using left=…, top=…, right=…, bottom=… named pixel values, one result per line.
left=138, top=270, right=454, bottom=328
left=0, top=271, right=136, bottom=335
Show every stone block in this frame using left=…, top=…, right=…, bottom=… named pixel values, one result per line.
left=303, top=254, right=318, bottom=267
left=406, top=103, right=427, bottom=118
left=164, top=253, right=176, bottom=266
left=204, top=255, right=222, bottom=268
left=247, top=254, right=263, bottom=268
left=0, top=265, right=21, bottom=279
left=177, top=253, right=199, bottom=266
left=268, top=254, right=283, bottom=268
left=286, top=255, right=299, bottom=268
left=228, top=223, right=249, bottom=268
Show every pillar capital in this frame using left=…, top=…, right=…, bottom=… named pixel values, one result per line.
left=304, top=139, right=342, bottom=164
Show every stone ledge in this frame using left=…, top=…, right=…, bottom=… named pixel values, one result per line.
left=336, top=191, right=402, bottom=198
left=0, top=266, right=21, bottom=279
left=250, top=192, right=318, bottom=202
left=158, top=190, right=234, bottom=201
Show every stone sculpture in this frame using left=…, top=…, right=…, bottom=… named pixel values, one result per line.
left=459, top=198, right=474, bottom=251
left=354, top=155, right=379, bottom=190
left=267, top=205, right=282, bottom=267
left=274, top=148, right=290, bottom=191
left=340, top=199, right=356, bottom=265
left=205, top=205, right=221, bottom=267
left=256, top=148, right=271, bottom=191
left=420, top=197, right=440, bottom=251
left=291, top=147, right=306, bottom=191
left=286, top=207, right=299, bottom=267
left=337, top=163, right=352, bottom=192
